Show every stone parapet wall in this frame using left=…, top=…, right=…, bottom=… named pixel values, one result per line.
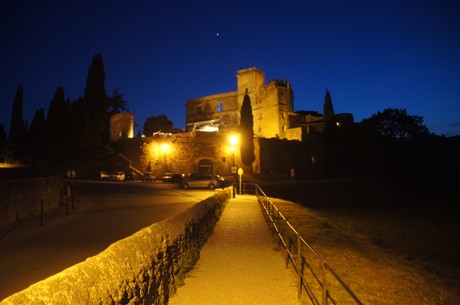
left=0, top=175, right=64, bottom=229
left=0, top=188, right=231, bottom=305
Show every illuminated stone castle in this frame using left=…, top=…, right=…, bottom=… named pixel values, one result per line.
left=186, top=67, right=301, bottom=140
left=111, top=67, right=336, bottom=177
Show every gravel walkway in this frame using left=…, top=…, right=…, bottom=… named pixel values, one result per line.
left=168, top=195, right=303, bottom=305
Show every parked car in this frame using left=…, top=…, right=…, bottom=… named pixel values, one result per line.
left=142, top=172, right=155, bottom=182
left=125, top=171, right=135, bottom=181
left=110, top=171, right=126, bottom=181
left=180, top=174, right=225, bottom=190
left=171, top=173, right=185, bottom=183
left=161, top=172, right=174, bottom=182
left=95, top=171, right=110, bottom=180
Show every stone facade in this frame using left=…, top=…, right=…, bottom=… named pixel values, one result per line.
left=110, top=112, right=134, bottom=141
left=186, top=67, right=297, bottom=140
left=111, top=68, right=347, bottom=177
left=115, top=131, right=242, bottom=177
left=0, top=175, right=64, bottom=229
left=115, top=129, right=323, bottom=178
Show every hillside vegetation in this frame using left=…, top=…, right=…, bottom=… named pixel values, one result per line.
left=261, top=178, right=459, bottom=305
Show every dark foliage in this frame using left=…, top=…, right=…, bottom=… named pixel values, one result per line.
left=348, top=109, right=457, bottom=199
left=295, top=110, right=323, bottom=117
left=107, top=88, right=129, bottom=116
left=240, top=90, right=255, bottom=170
left=29, top=108, right=48, bottom=160
left=143, top=115, right=174, bottom=136
left=46, top=87, right=76, bottom=162
left=0, top=123, right=6, bottom=144
left=322, top=89, right=338, bottom=173
left=1, top=53, right=127, bottom=167
left=358, top=108, right=432, bottom=141
left=9, top=84, right=27, bottom=143
left=323, top=89, right=335, bottom=131
left=82, top=53, right=110, bottom=156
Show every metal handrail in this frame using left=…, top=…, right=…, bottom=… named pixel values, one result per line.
left=254, top=184, right=364, bottom=305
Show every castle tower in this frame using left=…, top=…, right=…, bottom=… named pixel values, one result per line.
left=110, top=112, right=134, bottom=141
left=237, top=67, right=264, bottom=107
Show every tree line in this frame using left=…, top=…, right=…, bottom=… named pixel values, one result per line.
left=239, top=88, right=457, bottom=197
left=0, top=53, right=129, bottom=166
left=318, top=90, right=457, bottom=196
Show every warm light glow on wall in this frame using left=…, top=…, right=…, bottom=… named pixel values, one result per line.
left=0, top=162, right=24, bottom=168
left=199, top=125, right=219, bottom=132
left=161, top=143, right=170, bottom=152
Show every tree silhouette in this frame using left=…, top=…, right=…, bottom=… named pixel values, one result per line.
left=29, top=108, right=48, bottom=160
left=143, top=115, right=174, bottom=136
left=240, top=89, right=255, bottom=171
left=46, top=87, right=74, bottom=161
left=47, top=87, right=67, bottom=128
left=352, top=108, right=441, bottom=182
left=82, top=53, right=109, bottom=157
left=358, top=108, right=432, bottom=141
left=107, top=88, right=129, bottom=116
left=9, top=84, right=27, bottom=143
left=322, top=88, right=337, bottom=173
left=323, top=88, right=335, bottom=131
left=0, top=123, right=6, bottom=145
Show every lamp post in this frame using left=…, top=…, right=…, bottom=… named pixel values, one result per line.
left=229, top=134, right=239, bottom=172
left=229, top=134, right=239, bottom=195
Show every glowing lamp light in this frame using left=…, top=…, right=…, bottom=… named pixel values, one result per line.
left=229, top=134, right=239, bottom=146
left=161, top=143, right=170, bottom=152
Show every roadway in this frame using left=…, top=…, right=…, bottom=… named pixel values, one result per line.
left=0, top=180, right=215, bottom=300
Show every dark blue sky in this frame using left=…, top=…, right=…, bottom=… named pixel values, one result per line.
left=1, top=0, right=459, bottom=136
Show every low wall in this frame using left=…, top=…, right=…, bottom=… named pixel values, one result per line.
left=0, top=188, right=231, bottom=305
left=0, top=175, right=64, bottom=229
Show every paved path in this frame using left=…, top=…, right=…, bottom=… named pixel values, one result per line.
left=169, top=195, right=303, bottom=305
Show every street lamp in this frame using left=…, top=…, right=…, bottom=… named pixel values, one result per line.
left=228, top=134, right=239, bottom=172
left=230, top=146, right=236, bottom=166
left=160, top=143, right=170, bottom=171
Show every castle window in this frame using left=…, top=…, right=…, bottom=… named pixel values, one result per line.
left=197, top=106, right=202, bottom=115
left=217, top=102, right=224, bottom=112
left=282, top=112, right=286, bottom=119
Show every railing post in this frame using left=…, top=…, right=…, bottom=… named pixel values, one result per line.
left=322, top=262, right=327, bottom=305
left=297, top=233, right=302, bottom=299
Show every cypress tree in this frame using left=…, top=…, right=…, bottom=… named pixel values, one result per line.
left=322, top=89, right=338, bottom=173
left=47, top=87, right=66, bottom=127
left=47, top=87, right=72, bottom=160
left=240, top=89, right=255, bottom=171
left=29, top=108, right=48, bottom=160
left=323, top=88, right=335, bottom=131
left=9, top=84, right=27, bottom=142
left=0, top=123, right=6, bottom=144
left=83, top=53, right=108, bottom=152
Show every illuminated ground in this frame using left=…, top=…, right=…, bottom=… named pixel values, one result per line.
left=168, top=195, right=303, bottom=305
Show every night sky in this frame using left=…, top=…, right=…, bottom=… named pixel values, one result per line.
left=1, top=0, right=459, bottom=136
